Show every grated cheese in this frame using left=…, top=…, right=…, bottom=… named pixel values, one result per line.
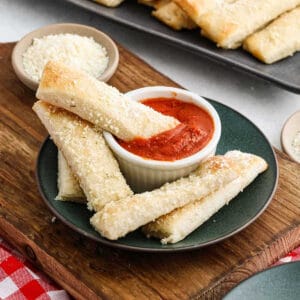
left=22, top=33, right=109, bottom=81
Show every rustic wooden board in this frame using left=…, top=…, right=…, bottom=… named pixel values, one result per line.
left=1, top=42, right=300, bottom=300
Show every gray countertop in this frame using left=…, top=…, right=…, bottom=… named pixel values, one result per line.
left=2, top=0, right=300, bottom=149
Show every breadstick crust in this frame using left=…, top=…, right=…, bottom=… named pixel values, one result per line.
left=243, top=7, right=300, bottom=64
left=173, top=0, right=236, bottom=24
left=90, top=155, right=240, bottom=240
left=56, top=151, right=86, bottom=203
left=93, top=0, right=124, bottom=7
left=143, top=151, right=268, bottom=244
left=198, top=0, right=300, bottom=49
left=33, top=101, right=133, bottom=211
left=152, top=2, right=197, bottom=30
left=36, top=61, right=179, bottom=141
left=138, top=0, right=169, bottom=8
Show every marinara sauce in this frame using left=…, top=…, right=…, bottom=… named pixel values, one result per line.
left=117, top=98, right=214, bottom=161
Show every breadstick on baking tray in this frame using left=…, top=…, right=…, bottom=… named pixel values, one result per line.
left=243, top=7, right=300, bottom=64
left=173, top=0, right=236, bottom=25
left=138, top=0, right=167, bottom=8
left=93, top=0, right=124, bottom=7
left=197, top=0, right=300, bottom=49
left=139, top=0, right=196, bottom=30
left=143, top=151, right=268, bottom=244
left=152, top=1, right=197, bottom=30
left=138, top=0, right=162, bottom=7
left=90, top=155, right=240, bottom=240
left=33, top=101, right=133, bottom=211
left=36, top=61, right=179, bottom=141
left=55, top=151, right=85, bottom=203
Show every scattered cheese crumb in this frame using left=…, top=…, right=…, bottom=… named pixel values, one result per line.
left=23, top=33, right=109, bottom=81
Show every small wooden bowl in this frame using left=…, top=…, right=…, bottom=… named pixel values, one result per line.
left=12, top=23, right=119, bottom=90
left=281, top=110, right=300, bottom=163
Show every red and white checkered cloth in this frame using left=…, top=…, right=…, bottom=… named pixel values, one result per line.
left=0, top=236, right=300, bottom=299
left=0, top=238, right=70, bottom=300
left=274, top=247, right=300, bottom=265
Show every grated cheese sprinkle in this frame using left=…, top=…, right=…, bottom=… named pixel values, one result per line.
left=22, top=33, right=109, bottom=81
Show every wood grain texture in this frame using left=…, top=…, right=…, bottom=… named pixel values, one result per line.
left=1, top=42, right=300, bottom=299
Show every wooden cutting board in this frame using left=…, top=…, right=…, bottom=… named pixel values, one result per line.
left=1, top=42, right=300, bottom=300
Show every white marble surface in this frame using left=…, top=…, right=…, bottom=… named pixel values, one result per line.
left=1, top=0, right=300, bottom=149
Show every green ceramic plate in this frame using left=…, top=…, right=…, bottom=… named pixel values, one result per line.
left=36, top=99, right=278, bottom=252
left=223, top=261, right=300, bottom=300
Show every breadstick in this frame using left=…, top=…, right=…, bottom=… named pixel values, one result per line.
left=143, top=151, right=268, bottom=244
left=33, top=101, right=133, bottom=211
left=55, top=151, right=85, bottom=203
left=93, top=0, right=124, bottom=7
left=152, top=1, right=197, bottom=30
left=243, top=7, right=300, bottom=64
left=36, top=61, right=179, bottom=141
left=173, top=0, right=236, bottom=25
left=198, top=0, right=300, bottom=49
left=138, top=0, right=168, bottom=8
left=90, top=155, right=239, bottom=240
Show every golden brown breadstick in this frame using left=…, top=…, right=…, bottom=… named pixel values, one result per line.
left=143, top=151, right=268, bottom=244
left=138, top=0, right=167, bottom=8
left=173, top=0, right=236, bottom=25
left=93, top=0, right=124, bottom=7
left=36, top=61, right=179, bottom=141
left=56, top=151, right=86, bottom=203
left=90, top=155, right=239, bottom=240
left=198, top=0, right=300, bottom=49
left=33, top=101, right=133, bottom=211
left=152, top=1, right=197, bottom=30
left=243, top=7, right=300, bottom=64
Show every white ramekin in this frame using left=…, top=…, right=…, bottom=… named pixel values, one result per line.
left=103, top=86, right=221, bottom=192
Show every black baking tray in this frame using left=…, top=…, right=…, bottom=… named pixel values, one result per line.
left=65, top=0, right=300, bottom=94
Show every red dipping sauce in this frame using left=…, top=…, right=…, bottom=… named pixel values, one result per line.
left=118, top=98, right=214, bottom=161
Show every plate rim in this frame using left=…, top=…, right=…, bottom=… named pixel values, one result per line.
left=64, top=0, right=300, bottom=94
left=223, top=261, right=300, bottom=299
left=35, top=98, right=279, bottom=253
